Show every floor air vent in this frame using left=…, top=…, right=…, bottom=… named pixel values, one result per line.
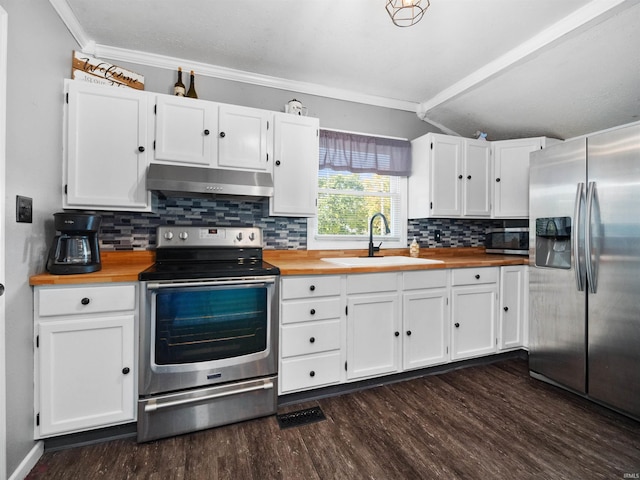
left=276, top=406, right=326, bottom=429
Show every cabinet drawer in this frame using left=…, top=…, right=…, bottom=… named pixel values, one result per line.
left=451, top=267, right=498, bottom=286
left=281, top=276, right=341, bottom=300
left=280, top=351, right=342, bottom=393
left=38, top=284, right=136, bottom=317
left=281, top=297, right=341, bottom=325
left=346, top=272, right=398, bottom=295
left=403, top=270, right=448, bottom=290
left=281, top=320, right=341, bottom=358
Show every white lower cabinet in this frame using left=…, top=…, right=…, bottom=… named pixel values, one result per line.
left=498, top=265, right=528, bottom=350
left=450, top=268, right=498, bottom=360
left=34, top=284, right=137, bottom=438
left=346, top=273, right=400, bottom=381
left=402, top=270, right=449, bottom=370
left=279, top=276, right=343, bottom=394
left=279, top=265, right=523, bottom=396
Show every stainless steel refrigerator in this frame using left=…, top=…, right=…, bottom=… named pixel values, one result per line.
left=529, top=122, right=640, bottom=420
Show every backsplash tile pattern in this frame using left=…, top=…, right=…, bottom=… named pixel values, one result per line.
left=408, top=218, right=505, bottom=248
left=99, top=196, right=308, bottom=250
left=98, top=196, right=505, bottom=251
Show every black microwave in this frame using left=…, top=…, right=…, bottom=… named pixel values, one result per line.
left=485, top=227, right=529, bottom=255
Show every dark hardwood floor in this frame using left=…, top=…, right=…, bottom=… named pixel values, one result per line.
left=26, top=359, right=640, bottom=479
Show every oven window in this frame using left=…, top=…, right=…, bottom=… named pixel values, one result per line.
left=154, top=285, right=268, bottom=365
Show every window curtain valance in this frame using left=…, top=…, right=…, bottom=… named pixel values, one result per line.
left=319, top=129, right=411, bottom=176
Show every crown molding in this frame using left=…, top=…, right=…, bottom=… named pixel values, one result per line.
left=49, top=0, right=418, bottom=113
left=416, top=0, right=635, bottom=120
left=49, top=0, right=94, bottom=51
left=90, top=44, right=418, bottom=112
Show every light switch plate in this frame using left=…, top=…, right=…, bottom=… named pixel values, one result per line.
left=16, top=195, right=33, bottom=223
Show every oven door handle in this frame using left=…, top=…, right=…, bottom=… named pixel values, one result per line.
left=144, top=381, right=275, bottom=413
left=146, top=276, right=277, bottom=290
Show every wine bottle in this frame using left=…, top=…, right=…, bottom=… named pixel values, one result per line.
left=174, top=67, right=185, bottom=96
left=186, top=70, right=198, bottom=99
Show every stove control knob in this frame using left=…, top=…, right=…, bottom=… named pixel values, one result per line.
left=179, top=231, right=189, bottom=241
left=163, top=231, right=174, bottom=240
left=236, top=232, right=243, bottom=241
left=249, top=232, right=255, bottom=241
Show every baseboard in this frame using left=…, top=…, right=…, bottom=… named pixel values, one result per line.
left=279, top=349, right=528, bottom=407
left=8, top=441, right=43, bottom=480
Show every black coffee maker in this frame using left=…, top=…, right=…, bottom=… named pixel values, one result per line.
left=46, top=213, right=102, bottom=274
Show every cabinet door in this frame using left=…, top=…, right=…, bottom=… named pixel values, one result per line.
left=492, top=138, right=542, bottom=218
left=430, top=135, right=463, bottom=216
left=451, top=285, right=497, bottom=360
left=218, top=105, right=271, bottom=171
left=499, top=266, right=526, bottom=350
left=37, top=314, right=135, bottom=437
left=270, top=114, right=319, bottom=217
left=346, top=293, right=400, bottom=380
left=65, top=81, right=151, bottom=211
left=403, top=289, right=449, bottom=370
left=463, top=140, right=491, bottom=217
left=154, top=95, right=217, bottom=166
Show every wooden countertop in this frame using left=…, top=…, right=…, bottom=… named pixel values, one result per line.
left=264, top=247, right=528, bottom=275
left=29, top=251, right=155, bottom=286
left=29, top=248, right=528, bottom=286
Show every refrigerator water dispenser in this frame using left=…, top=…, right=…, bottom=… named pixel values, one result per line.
left=535, top=217, right=572, bottom=269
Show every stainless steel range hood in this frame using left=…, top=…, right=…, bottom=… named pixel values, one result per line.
left=146, top=163, right=273, bottom=198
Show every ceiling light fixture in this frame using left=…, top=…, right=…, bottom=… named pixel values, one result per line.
left=386, top=0, right=430, bottom=27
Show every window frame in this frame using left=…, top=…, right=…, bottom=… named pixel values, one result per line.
left=307, top=174, right=408, bottom=251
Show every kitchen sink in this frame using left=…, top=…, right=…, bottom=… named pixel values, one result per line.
left=321, top=256, right=444, bottom=267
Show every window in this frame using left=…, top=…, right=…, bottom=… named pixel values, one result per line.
left=307, top=130, right=410, bottom=250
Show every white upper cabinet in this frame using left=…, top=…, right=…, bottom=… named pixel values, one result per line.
left=269, top=113, right=319, bottom=217
left=154, top=95, right=217, bottom=166
left=217, top=104, right=272, bottom=172
left=408, top=133, right=490, bottom=218
left=462, top=139, right=492, bottom=216
left=410, top=132, right=561, bottom=219
left=154, top=98, right=272, bottom=172
left=63, top=82, right=321, bottom=213
left=64, top=80, right=152, bottom=211
left=492, top=138, right=541, bottom=218
left=492, top=137, right=559, bottom=218
left=430, top=134, right=463, bottom=217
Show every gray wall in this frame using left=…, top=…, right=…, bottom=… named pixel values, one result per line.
left=0, top=3, right=437, bottom=476
left=1, top=1, right=78, bottom=476
left=115, top=60, right=435, bottom=140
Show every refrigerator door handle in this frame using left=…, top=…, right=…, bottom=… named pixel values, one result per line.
left=574, top=182, right=585, bottom=292
left=585, top=181, right=597, bottom=294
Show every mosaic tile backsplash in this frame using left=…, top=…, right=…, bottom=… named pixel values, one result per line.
left=98, top=195, right=509, bottom=251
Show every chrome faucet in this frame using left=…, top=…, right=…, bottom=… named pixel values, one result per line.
left=368, top=212, right=390, bottom=257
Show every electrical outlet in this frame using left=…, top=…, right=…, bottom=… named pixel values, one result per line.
left=434, top=229, right=441, bottom=242
left=16, top=195, right=33, bottom=223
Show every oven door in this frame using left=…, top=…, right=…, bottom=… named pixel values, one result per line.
left=139, top=276, right=278, bottom=396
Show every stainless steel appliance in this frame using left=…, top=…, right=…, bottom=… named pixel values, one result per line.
left=137, top=226, right=280, bottom=442
left=485, top=227, right=529, bottom=255
left=529, top=122, right=640, bottom=420
left=46, top=212, right=101, bottom=274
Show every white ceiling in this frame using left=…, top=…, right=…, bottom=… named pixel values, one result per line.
left=52, top=0, right=640, bottom=140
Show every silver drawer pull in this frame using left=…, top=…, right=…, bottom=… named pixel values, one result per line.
left=144, top=381, right=274, bottom=413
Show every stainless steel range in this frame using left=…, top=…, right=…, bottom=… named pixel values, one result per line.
left=137, top=226, right=279, bottom=442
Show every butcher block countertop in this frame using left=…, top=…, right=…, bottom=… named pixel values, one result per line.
left=263, top=247, right=528, bottom=276
left=29, top=251, right=155, bottom=286
left=29, top=247, right=528, bottom=286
